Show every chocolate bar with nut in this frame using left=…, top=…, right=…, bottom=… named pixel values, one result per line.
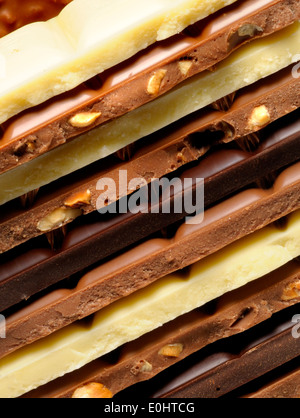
left=0, top=22, right=299, bottom=206
left=120, top=304, right=300, bottom=399
left=1, top=206, right=300, bottom=397
left=2, top=156, right=300, bottom=360
left=1, top=0, right=245, bottom=124
left=1, top=65, right=299, bottom=255
left=0, top=106, right=299, bottom=313
left=21, top=266, right=300, bottom=398
left=0, top=0, right=300, bottom=399
left=1, top=0, right=298, bottom=174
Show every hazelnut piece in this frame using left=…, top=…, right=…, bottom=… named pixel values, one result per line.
left=282, top=281, right=300, bottom=301
left=178, top=60, right=193, bottom=76
left=72, top=383, right=113, bottom=399
left=147, top=69, right=167, bottom=95
left=69, top=112, right=102, bottom=128
left=64, top=189, right=91, bottom=208
left=228, top=24, right=263, bottom=50
left=238, top=24, right=263, bottom=38
left=37, top=207, right=82, bottom=232
left=248, top=105, right=271, bottom=130
left=131, top=360, right=153, bottom=375
left=158, top=343, right=184, bottom=358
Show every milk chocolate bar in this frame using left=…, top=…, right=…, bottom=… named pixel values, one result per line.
left=1, top=23, right=299, bottom=206
left=0, top=0, right=239, bottom=124
left=1, top=209, right=300, bottom=398
left=21, top=263, right=300, bottom=398
left=1, top=67, right=299, bottom=254
left=2, top=160, right=300, bottom=360
left=0, top=107, right=299, bottom=312
left=1, top=0, right=298, bottom=174
left=124, top=304, right=300, bottom=399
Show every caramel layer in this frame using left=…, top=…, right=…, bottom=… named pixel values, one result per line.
left=0, top=0, right=239, bottom=124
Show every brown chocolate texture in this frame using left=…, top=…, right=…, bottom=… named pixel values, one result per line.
left=130, top=304, right=300, bottom=399
left=0, top=65, right=298, bottom=255
left=22, top=271, right=300, bottom=398
left=0, top=0, right=299, bottom=400
left=0, top=107, right=299, bottom=313
left=2, top=157, right=300, bottom=359
left=0, top=0, right=299, bottom=174
left=242, top=364, right=300, bottom=398
left=0, top=0, right=71, bottom=38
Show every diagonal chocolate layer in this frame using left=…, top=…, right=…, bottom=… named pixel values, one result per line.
left=0, top=0, right=298, bottom=174
left=241, top=363, right=300, bottom=398
left=125, top=303, right=300, bottom=399
left=0, top=67, right=298, bottom=254
left=0, top=0, right=72, bottom=38
left=4, top=205, right=300, bottom=397
left=21, top=264, right=300, bottom=398
left=0, top=108, right=299, bottom=312
left=2, top=159, right=300, bottom=359
left=0, top=23, right=298, bottom=206
left=1, top=0, right=244, bottom=125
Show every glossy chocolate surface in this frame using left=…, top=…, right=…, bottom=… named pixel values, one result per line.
left=0, top=65, right=298, bottom=257
left=0, top=108, right=299, bottom=312
left=0, top=0, right=298, bottom=173
left=2, top=156, right=300, bottom=359
left=22, top=270, right=300, bottom=398
left=125, top=304, right=300, bottom=398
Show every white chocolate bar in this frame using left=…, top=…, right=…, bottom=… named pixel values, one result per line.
left=1, top=209, right=300, bottom=398
left=0, top=0, right=238, bottom=124
left=0, top=23, right=299, bottom=206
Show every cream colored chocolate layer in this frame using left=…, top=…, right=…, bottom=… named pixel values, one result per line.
left=0, top=23, right=299, bottom=206
left=0, top=0, right=239, bottom=124
left=1, top=209, right=300, bottom=398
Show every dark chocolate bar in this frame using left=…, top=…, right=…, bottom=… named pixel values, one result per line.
left=1, top=0, right=298, bottom=174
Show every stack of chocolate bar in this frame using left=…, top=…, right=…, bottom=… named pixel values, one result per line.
left=0, top=0, right=299, bottom=398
